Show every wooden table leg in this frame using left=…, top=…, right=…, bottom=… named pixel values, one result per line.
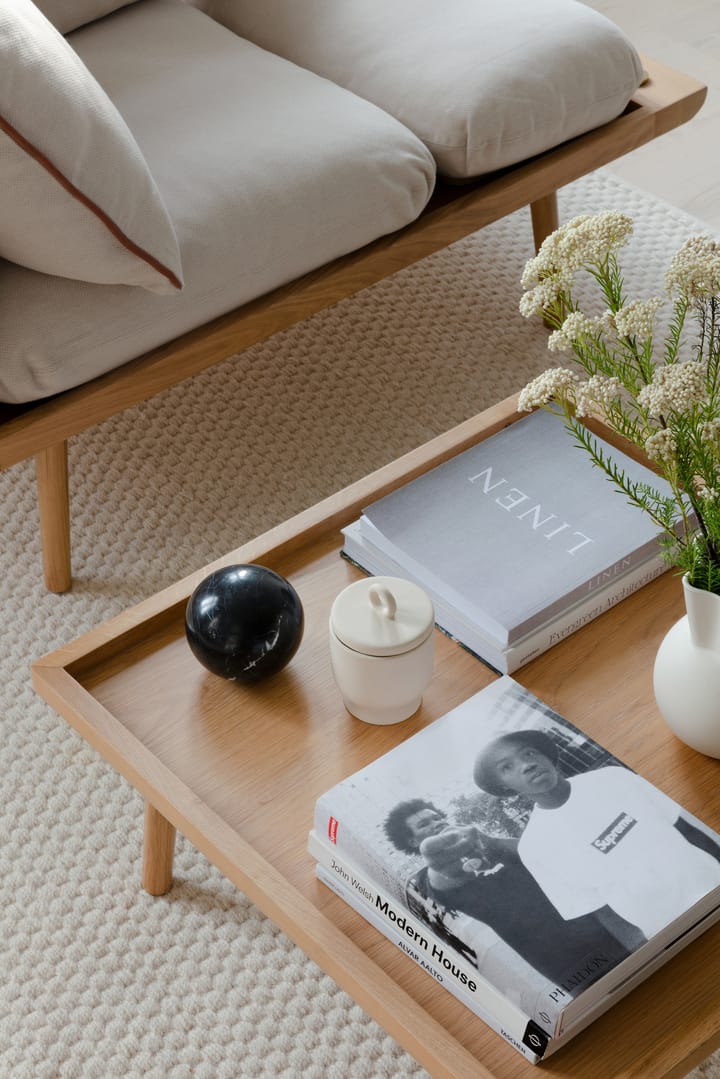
left=142, top=803, right=176, bottom=896
left=530, top=191, right=559, bottom=252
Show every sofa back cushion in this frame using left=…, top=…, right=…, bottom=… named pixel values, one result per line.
left=0, top=0, right=182, bottom=294
left=32, top=0, right=139, bottom=34
left=0, top=0, right=435, bottom=404
left=205, top=0, right=644, bottom=180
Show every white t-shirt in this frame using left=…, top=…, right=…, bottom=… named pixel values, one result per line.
left=518, top=766, right=720, bottom=938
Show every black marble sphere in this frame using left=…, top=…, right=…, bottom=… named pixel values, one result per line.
left=184, top=564, right=304, bottom=683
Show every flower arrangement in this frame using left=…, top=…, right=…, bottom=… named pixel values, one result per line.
left=518, top=211, right=720, bottom=594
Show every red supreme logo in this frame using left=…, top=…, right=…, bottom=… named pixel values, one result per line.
left=328, top=817, right=339, bottom=843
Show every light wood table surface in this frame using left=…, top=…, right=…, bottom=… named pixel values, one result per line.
left=33, top=396, right=720, bottom=1079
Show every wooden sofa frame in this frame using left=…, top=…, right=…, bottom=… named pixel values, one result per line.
left=0, top=56, right=706, bottom=592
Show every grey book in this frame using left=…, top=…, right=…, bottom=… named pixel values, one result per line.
left=360, top=409, right=673, bottom=645
left=341, top=518, right=666, bottom=673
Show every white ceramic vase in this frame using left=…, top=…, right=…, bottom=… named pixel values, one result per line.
left=653, top=575, right=720, bottom=758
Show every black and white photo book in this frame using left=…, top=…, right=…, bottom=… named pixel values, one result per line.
left=311, top=677, right=720, bottom=1060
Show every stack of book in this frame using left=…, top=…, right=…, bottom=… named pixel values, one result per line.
left=341, top=408, right=675, bottom=672
left=309, top=678, right=720, bottom=1062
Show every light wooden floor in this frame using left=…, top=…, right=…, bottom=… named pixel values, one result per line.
left=585, top=0, right=720, bottom=230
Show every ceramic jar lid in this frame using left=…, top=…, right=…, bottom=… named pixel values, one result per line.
left=330, top=576, right=435, bottom=657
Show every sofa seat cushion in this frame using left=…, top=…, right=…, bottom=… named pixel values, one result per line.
left=0, top=0, right=435, bottom=404
left=205, top=0, right=644, bottom=180
left=0, top=0, right=182, bottom=295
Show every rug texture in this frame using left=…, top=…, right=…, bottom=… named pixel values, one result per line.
left=2, top=168, right=718, bottom=1078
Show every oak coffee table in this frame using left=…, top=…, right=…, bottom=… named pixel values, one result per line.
left=32, top=396, right=720, bottom=1079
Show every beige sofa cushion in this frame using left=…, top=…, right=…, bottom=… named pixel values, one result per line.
left=32, top=0, right=139, bottom=34
left=0, top=0, right=435, bottom=403
left=0, top=0, right=182, bottom=294
left=206, top=0, right=644, bottom=180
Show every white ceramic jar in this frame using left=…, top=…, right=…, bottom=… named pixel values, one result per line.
left=329, top=576, right=435, bottom=725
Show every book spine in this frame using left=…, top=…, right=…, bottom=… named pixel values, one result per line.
left=313, top=861, right=547, bottom=1064
left=502, top=557, right=666, bottom=672
left=309, top=829, right=557, bottom=1047
left=342, top=528, right=666, bottom=674
left=506, top=543, right=661, bottom=643
left=311, top=829, right=494, bottom=1006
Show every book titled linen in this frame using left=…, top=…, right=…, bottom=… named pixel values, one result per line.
left=342, top=517, right=666, bottom=673
left=360, top=409, right=673, bottom=645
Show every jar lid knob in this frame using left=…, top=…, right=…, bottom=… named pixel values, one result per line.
left=368, top=584, right=397, bottom=621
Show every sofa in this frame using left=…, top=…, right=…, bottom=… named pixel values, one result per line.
left=0, top=0, right=707, bottom=590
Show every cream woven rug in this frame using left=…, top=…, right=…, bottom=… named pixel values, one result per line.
left=2, top=168, right=718, bottom=1078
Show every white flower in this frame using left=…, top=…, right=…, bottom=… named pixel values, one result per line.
left=529, top=212, right=633, bottom=276
left=637, top=362, right=708, bottom=417
left=702, top=420, right=720, bottom=449
left=614, top=297, right=664, bottom=339
left=520, top=254, right=575, bottom=292
left=517, top=368, right=580, bottom=411
left=519, top=277, right=566, bottom=318
left=645, top=429, right=677, bottom=465
left=666, top=236, right=720, bottom=299
left=547, top=311, right=609, bottom=352
left=516, top=212, right=720, bottom=585
left=520, top=212, right=633, bottom=317
left=574, top=375, right=622, bottom=418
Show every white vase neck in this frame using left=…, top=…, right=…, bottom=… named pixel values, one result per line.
left=683, top=575, right=720, bottom=651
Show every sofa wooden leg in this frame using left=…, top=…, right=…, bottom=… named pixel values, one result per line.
left=530, top=192, right=559, bottom=252
left=35, top=441, right=72, bottom=593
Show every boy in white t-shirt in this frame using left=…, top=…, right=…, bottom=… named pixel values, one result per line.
left=473, top=729, right=720, bottom=940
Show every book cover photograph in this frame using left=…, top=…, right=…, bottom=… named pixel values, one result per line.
left=312, top=856, right=553, bottom=1064
left=312, top=678, right=720, bottom=1055
left=355, top=409, right=675, bottom=647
